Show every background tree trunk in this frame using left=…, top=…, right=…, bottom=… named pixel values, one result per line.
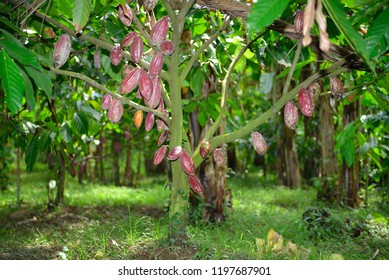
left=282, top=124, right=302, bottom=187
left=123, top=128, right=133, bottom=186
left=112, top=132, right=121, bottom=186
left=55, top=150, right=66, bottom=205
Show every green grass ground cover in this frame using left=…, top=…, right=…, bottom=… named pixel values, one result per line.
left=0, top=169, right=388, bottom=260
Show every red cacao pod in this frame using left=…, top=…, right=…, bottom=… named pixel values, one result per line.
left=330, top=77, right=344, bottom=97
left=101, top=94, right=113, bottom=110
left=159, top=40, right=175, bottom=56
left=130, top=36, right=144, bottom=64
left=156, top=109, right=169, bottom=131
left=118, top=4, right=132, bottom=26
left=284, top=101, right=298, bottom=130
left=308, top=82, right=321, bottom=95
left=200, top=140, right=211, bottom=159
left=251, top=131, right=267, bottom=155
left=213, top=147, right=226, bottom=167
left=298, top=88, right=314, bottom=117
left=145, top=111, right=154, bottom=132
left=94, top=48, right=101, bottom=69
left=188, top=175, right=203, bottom=193
left=151, top=16, right=169, bottom=45
left=136, top=89, right=142, bottom=99
left=110, top=45, right=122, bottom=66
left=157, top=130, right=169, bottom=147
left=153, top=145, right=167, bottom=165
left=144, top=77, right=162, bottom=108
left=121, top=32, right=138, bottom=48
left=134, top=110, right=143, bottom=129
left=53, top=34, right=71, bottom=68
left=167, top=146, right=183, bottom=161
left=139, top=70, right=153, bottom=100
left=120, top=67, right=141, bottom=94
left=180, top=150, right=195, bottom=175
left=149, top=52, right=164, bottom=78
left=108, top=98, right=124, bottom=123
left=294, top=10, right=304, bottom=33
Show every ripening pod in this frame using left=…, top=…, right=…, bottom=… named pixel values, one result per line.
left=153, top=145, right=167, bottom=165
left=298, top=88, right=314, bottom=117
left=157, top=130, right=169, bottom=147
left=108, top=99, right=124, bottom=123
left=143, top=0, right=158, bottom=11
left=134, top=110, right=143, bottom=129
left=180, top=150, right=195, bottom=175
left=120, top=67, right=141, bottom=94
left=157, top=119, right=168, bottom=131
left=213, top=148, right=226, bottom=167
left=118, top=4, right=132, bottom=26
left=188, top=175, right=203, bottom=193
left=53, top=34, right=71, bottom=68
left=110, top=45, right=122, bottom=66
left=130, top=36, right=144, bottom=64
left=145, top=77, right=162, bottom=108
left=167, top=146, right=183, bottom=161
left=308, top=82, right=321, bottom=95
left=294, top=10, right=304, bottom=33
left=94, top=48, right=101, bottom=69
left=151, top=16, right=169, bottom=45
left=330, top=77, right=344, bottom=97
left=284, top=101, right=298, bottom=130
left=159, top=40, right=175, bottom=56
left=101, top=94, right=113, bottom=110
left=121, top=32, right=138, bottom=48
left=145, top=111, right=155, bottom=132
left=149, top=52, right=164, bottom=78
left=251, top=131, right=267, bottom=155
left=139, top=70, right=153, bottom=100
left=200, top=140, right=211, bottom=159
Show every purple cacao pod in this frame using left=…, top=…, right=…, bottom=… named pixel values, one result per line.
left=159, top=40, right=175, bottom=56
left=180, top=150, right=195, bottom=175
left=108, top=98, right=124, bottom=123
left=149, top=52, right=164, bottom=78
left=118, top=4, right=132, bottom=26
left=145, top=111, right=154, bottom=132
left=251, top=131, right=267, bottom=155
left=284, top=101, right=298, bottom=130
left=144, top=77, right=162, bottom=108
left=157, top=130, right=169, bottom=147
left=294, top=10, right=304, bottom=33
left=200, top=140, right=211, bottom=159
left=120, top=67, right=141, bottom=94
left=139, top=70, right=153, bottom=100
left=53, top=34, right=71, bottom=68
left=330, top=77, right=344, bottom=97
left=298, top=88, right=314, bottom=117
left=110, top=45, right=122, bottom=66
left=130, top=36, right=144, bottom=64
left=308, top=82, right=321, bottom=95
left=153, top=145, right=167, bottom=165
left=101, top=94, right=113, bottom=110
left=167, top=146, right=183, bottom=161
left=151, top=16, right=169, bottom=45
left=188, top=175, right=203, bottom=193
left=121, top=32, right=138, bottom=48
left=94, top=48, right=101, bottom=69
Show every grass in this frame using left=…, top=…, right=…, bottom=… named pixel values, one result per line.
left=0, top=169, right=388, bottom=260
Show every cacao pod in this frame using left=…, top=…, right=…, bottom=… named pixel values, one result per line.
left=149, top=52, right=164, bottom=78
left=110, top=45, right=122, bottom=66
left=157, top=129, right=169, bottom=147
left=101, top=94, right=113, bottom=110
left=156, top=109, right=169, bottom=131
left=143, top=0, right=158, bottom=11
left=118, top=4, right=132, bottom=26
left=144, top=77, right=162, bottom=108
left=294, top=10, right=304, bottom=33
left=120, top=67, right=141, bottom=94
left=284, top=101, right=298, bottom=130
left=134, top=110, right=143, bottom=129
left=53, top=34, right=71, bottom=68
left=108, top=98, right=124, bottom=123
left=121, top=32, right=138, bottom=48
left=114, top=141, right=121, bottom=153
left=298, top=88, right=314, bottom=117
left=139, top=70, right=153, bottom=100
left=188, top=175, right=203, bottom=193
left=159, top=40, right=175, bottom=56
left=136, top=89, right=142, bottom=99
left=167, top=146, right=183, bottom=161
left=130, top=36, right=144, bottom=64
left=94, top=48, right=101, bottom=69
left=251, top=131, right=267, bottom=155
left=180, top=150, right=195, bottom=175
left=330, top=77, right=344, bottom=97
left=145, top=111, right=154, bottom=131
left=151, top=16, right=169, bottom=45
left=213, top=147, right=226, bottom=167
left=200, top=140, right=211, bottom=158
left=153, top=145, right=167, bottom=165
left=308, top=82, right=321, bottom=95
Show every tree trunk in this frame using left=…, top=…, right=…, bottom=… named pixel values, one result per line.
left=123, top=128, right=134, bottom=186
left=282, top=124, right=302, bottom=187
left=112, top=132, right=121, bottom=186
left=318, top=94, right=338, bottom=203
left=55, top=150, right=66, bottom=205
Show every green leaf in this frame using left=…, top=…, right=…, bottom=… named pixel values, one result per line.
left=61, top=123, right=73, bottom=143
left=23, top=65, right=53, bottom=98
left=365, top=7, right=389, bottom=58
left=25, top=135, right=39, bottom=173
left=38, top=131, right=52, bottom=152
left=0, top=49, right=25, bottom=114
left=248, top=0, right=290, bottom=33
left=322, top=0, right=375, bottom=72
left=73, top=0, right=92, bottom=30
left=19, top=67, right=36, bottom=111
left=81, top=104, right=101, bottom=121
left=0, top=29, right=43, bottom=70
left=73, top=112, right=89, bottom=135
left=191, top=68, right=205, bottom=98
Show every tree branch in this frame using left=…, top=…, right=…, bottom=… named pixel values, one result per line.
left=49, top=66, right=171, bottom=126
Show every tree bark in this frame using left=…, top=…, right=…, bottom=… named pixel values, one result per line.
left=55, top=150, right=66, bottom=205
left=282, top=124, right=302, bottom=187
left=123, top=128, right=134, bottom=186
left=112, top=132, right=121, bottom=186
